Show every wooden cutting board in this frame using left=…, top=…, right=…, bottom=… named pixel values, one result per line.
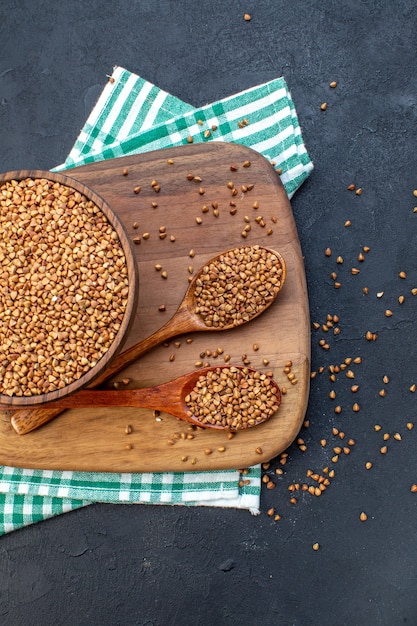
left=0, top=142, right=310, bottom=472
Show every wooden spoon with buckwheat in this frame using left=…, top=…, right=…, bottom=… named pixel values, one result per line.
left=8, top=366, right=281, bottom=431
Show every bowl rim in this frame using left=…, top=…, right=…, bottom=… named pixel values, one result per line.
left=0, top=169, right=139, bottom=406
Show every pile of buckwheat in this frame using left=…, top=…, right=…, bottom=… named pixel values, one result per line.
left=185, top=366, right=281, bottom=429
left=0, top=176, right=129, bottom=397
left=193, top=245, right=284, bottom=328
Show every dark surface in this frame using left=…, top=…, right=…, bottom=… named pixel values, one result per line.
left=1, top=1, right=417, bottom=625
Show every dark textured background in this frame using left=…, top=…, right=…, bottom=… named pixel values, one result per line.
left=1, top=2, right=417, bottom=625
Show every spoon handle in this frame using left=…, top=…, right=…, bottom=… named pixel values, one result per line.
left=9, top=386, right=187, bottom=419
left=10, top=304, right=197, bottom=435
left=10, top=407, right=64, bottom=435
left=86, top=303, right=195, bottom=387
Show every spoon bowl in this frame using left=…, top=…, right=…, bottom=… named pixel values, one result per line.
left=185, top=244, right=286, bottom=331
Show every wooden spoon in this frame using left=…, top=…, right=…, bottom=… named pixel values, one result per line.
left=9, top=245, right=286, bottom=435
left=7, top=366, right=281, bottom=431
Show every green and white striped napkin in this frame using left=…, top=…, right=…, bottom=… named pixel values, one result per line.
left=0, top=67, right=313, bottom=535
left=54, top=66, right=312, bottom=198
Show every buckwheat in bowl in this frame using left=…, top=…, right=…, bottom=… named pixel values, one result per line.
left=0, top=170, right=139, bottom=406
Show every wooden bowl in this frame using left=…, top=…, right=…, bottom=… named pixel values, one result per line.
left=0, top=169, right=139, bottom=406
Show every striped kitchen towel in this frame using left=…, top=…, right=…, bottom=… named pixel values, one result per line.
left=55, top=66, right=313, bottom=198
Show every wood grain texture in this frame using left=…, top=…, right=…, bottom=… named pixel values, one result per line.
left=0, top=142, right=310, bottom=471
